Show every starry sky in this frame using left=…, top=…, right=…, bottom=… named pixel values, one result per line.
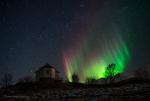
left=0, top=0, right=150, bottom=81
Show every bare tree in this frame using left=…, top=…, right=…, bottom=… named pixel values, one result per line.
left=18, top=76, right=34, bottom=83
left=86, top=77, right=96, bottom=84
left=72, top=74, right=79, bottom=83
left=1, top=73, right=13, bottom=88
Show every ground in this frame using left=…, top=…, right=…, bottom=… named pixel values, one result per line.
left=0, top=78, right=150, bottom=101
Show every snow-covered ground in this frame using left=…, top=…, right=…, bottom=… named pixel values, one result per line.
left=0, top=83, right=150, bottom=101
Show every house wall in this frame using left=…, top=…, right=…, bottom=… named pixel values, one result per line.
left=50, top=68, right=55, bottom=79
left=36, top=68, right=57, bottom=81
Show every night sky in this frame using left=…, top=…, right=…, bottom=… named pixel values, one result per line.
left=0, top=0, right=150, bottom=81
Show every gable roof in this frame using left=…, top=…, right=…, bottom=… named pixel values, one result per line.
left=36, top=64, right=60, bottom=73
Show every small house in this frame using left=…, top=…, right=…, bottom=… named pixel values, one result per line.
left=35, top=64, right=60, bottom=82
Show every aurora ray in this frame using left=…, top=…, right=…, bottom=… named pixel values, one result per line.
left=63, top=27, right=130, bottom=83
left=62, top=2, right=131, bottom=83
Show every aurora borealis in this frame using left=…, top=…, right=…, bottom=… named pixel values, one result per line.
left=1, top=0, right=150, bottom=82
left=63, top=1, right=131, bottom=83
left=63, top=29, right=130, bottom=83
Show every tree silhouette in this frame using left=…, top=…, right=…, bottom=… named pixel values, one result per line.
left=105, top=63, right=116, bottom=84
left=1, top=73, right=13, bottom=88
left=86, top=77, right=96, bottom=84
left=72, top=74, right=79, bottom=83
left=18, top=75, right=34, bottom=84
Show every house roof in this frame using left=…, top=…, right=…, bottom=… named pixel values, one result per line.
left=36, top=64, right=60, bottom=73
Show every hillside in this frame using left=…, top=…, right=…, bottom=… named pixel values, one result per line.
left=0, top=78, right=150, bottom=101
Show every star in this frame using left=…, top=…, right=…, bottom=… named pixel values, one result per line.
left=9, top=47, right=16, bottom=51
left=61, top=35, right=65, bottom=40
left=80, top=4, right=85, bottom=8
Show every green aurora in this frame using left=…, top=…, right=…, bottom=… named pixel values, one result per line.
left=63, top=30, right=130, bottom=83
left=63, top=2, right=131, bottom=83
